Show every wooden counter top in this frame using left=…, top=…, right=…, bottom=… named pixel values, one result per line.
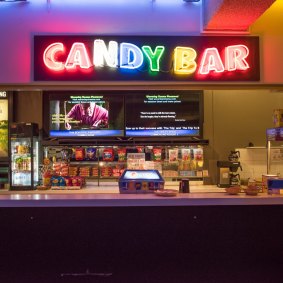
left=0, top=184, right=283, bottom=207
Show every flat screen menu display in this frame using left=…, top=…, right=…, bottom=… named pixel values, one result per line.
left=47, top=92, right=124, bottom=137
left=125, top=91, right=203, bottom=137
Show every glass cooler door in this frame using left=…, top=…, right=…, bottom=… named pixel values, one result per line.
left=10, top=137, right=34, bottom=189
left=33, top=136, right=39, bottom=185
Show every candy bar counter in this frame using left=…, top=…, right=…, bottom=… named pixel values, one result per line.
left=2, top=144, right=283, bottom=282
left=1, top=183, right=283, bottom=283
left=1, top=183, right=283, bottom=207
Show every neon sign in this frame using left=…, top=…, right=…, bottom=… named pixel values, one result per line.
left=34, top=35, right=260, bottom=81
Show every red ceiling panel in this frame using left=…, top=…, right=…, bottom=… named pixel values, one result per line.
left=203, top=0, right=276, bottom=31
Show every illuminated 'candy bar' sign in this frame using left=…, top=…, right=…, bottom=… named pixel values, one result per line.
left=33, top=35, right=260, bottom=81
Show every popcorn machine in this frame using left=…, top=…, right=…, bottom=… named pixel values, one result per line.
left=9, top=123, right=40, bottom=190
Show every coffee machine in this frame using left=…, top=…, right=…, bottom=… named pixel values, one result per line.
left=217, top=161, right=242, bottom=188
left=228, top=150, right=240, bottom=162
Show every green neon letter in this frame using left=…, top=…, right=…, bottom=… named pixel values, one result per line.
left=142, top=45, right=165, bottom=72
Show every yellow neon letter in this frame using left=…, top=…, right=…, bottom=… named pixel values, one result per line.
left=174, top=47, right=197, bottom=75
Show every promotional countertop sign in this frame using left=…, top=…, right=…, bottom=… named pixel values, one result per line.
left=33, top=35, right=260, bottom=82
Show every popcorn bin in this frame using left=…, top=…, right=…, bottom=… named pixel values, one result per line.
left=119, top=169, right=164, bottom=194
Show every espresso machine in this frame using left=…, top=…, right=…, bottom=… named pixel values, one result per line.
left=228, top=150, right=240, bottom=162
left=217, top=160, right=242, bottom=188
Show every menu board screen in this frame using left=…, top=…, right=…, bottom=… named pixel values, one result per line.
left=125, top=91, right=203, bottom=137
left=46, top=92, right=124, bottom=137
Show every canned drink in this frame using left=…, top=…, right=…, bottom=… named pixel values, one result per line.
left=262, top=174, right=278, bottom=193
left=181, top=179, right=190, bottom=193
left=128, top=181, right=135, bottom=191
left=179, top=181, right=182, bottom=193
left=135, top=182, right=141, bottom=190
left=148, top=182, right=155, bottom=190
left=43, top=177, right=51, bottom=186
left=142, top=182, right=148, bottom=191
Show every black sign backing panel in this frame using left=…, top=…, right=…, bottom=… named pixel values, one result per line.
left=33, top=35, right=260, bottom=81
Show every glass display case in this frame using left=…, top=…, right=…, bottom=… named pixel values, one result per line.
left=119, top=169, right=164, bottom=193
left=42, top=144, right=205, bottom=187
left=9, top=123, right=39, bottom=190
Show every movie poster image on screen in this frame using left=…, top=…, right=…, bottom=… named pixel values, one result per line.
left=48, top=93, right=124, bottom=137
left=52, top=100, right=108, bottom=130
left=125, top=91, right=202, bottom=137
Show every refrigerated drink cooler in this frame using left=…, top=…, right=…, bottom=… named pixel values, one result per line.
left=9, top=123, right=40, bottom=190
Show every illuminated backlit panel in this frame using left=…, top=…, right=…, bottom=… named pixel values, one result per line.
left=34, top=35, right=260, bottom=81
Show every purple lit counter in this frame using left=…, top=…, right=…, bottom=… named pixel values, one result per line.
left=1, top=185, right=283, bottom=207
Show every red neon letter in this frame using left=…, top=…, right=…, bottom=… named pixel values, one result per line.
left=43, top=42, right=65, bottom=71
left=198, top=48, right=224, bottom=75
left=225, top=45, right=250, bottom=71
left=65, top=42, right=92, bottom=69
